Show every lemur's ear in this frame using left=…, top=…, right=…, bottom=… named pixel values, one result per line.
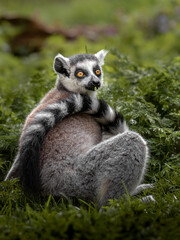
left=95, top=49, right=108, bottom=65
left=53, top=54, right=70, bottom=77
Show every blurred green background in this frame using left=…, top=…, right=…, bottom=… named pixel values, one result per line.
left=1, top=0, right=180, bottom=62
left=0, top=1, right=180, bottom=239
left=0, top=0, right=180, bottom=92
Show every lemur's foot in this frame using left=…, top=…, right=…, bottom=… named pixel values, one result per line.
left=132, top=183, right=154, bottom=196
left=140, top=195, right=156, bottom=203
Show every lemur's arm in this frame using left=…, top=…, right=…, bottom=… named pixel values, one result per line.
left=6, top=93, right=127, bottom=193
left=83, top=97, right=128, bottom=140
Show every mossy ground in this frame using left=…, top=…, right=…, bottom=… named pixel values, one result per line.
left=0, top=0, right=180, bottom=239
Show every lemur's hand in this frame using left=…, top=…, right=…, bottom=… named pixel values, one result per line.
left=78, top=94, right=128, bottom=134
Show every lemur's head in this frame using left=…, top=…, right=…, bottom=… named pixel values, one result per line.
left=53, top=50, right=108, bottom=95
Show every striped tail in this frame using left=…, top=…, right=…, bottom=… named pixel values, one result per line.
left=16, top=93, right=127, bottom=193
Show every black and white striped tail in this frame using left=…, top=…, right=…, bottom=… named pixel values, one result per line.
left=12, top=93, right=127, bottom=193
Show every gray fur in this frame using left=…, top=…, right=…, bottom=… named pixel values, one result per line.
left=5, top=50, right=153, bottom=206
left=54, top=50, right=108, bottom=95
left=68, top=50, right=108, bottom=66
left=69, top=54, right=97, bottom=66
left=40, top=131, right=149, bottom=206
left=5, top=93, right=127, bottom=184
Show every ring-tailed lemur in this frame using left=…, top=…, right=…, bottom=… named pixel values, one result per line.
left=5, top=50, right=153, bottom=206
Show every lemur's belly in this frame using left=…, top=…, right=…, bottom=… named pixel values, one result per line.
left=40, top=113, right=102, bottom=166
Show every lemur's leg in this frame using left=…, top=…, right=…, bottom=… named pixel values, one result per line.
left=74, top=131, right=149, bottom=206
left=5, top=154, right=20, bottom=180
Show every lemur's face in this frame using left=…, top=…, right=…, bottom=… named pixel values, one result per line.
left=53, top=50, right=108, bottom=95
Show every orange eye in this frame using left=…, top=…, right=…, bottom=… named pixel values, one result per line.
left=77, top=72, right=84, bottom=77
left=96, top=69, right=101, bottom=75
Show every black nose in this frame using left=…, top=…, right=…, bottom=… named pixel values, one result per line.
left=86, top=78, right=101, bottom=91
left=92, top=80, right=100, bottom=88
left=87, top=80, right=100, bottom=91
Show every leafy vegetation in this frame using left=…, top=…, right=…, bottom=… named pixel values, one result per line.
left=0, top=0, right=180, bottom=239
